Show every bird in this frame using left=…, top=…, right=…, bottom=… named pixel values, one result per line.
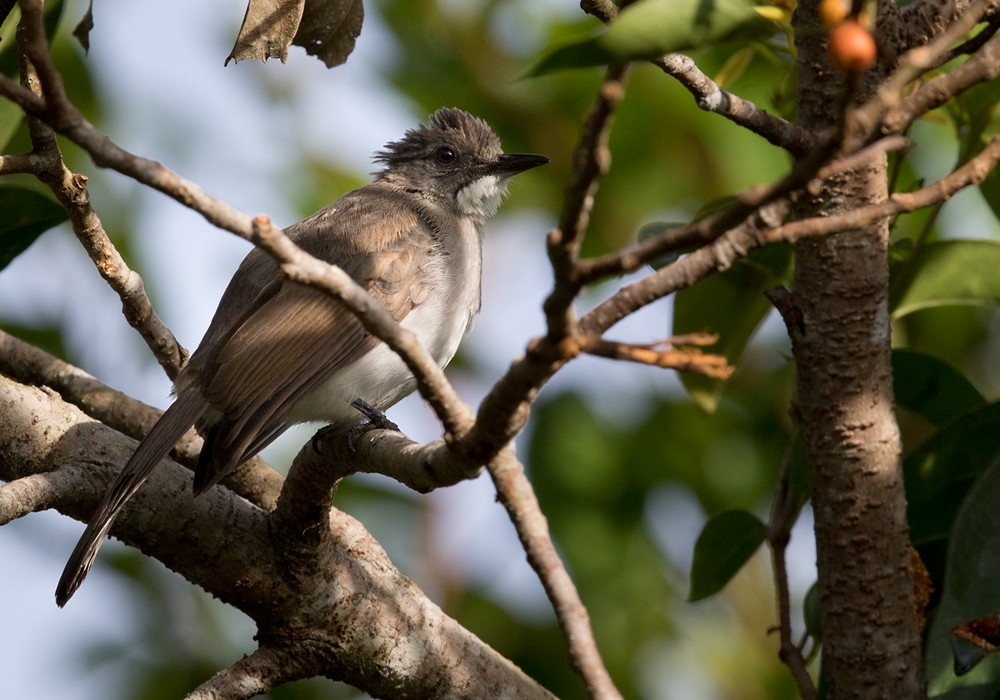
left=55, top=107, right=549, bottom=606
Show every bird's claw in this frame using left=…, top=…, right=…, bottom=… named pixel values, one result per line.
left=346, top=399, right=400, bottom=450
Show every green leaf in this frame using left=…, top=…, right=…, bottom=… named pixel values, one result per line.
left=688, top=509, right=767, bottom=602
left=891, top=240, right=1000, bottom=319
left=905, top=401, right=1000, bottom=545
left=0, top=100, right=24, bottom=152
left=713, top=44, right=755, bottom=88
left=673, top=243, right=792, bottom=412
left=924, top=449, right=1000, bottom=694
left=893, top=349, right=986, bottom=426
left=529, top=0, right=770, bottom=76
left=0, top=187, right=67, bottom=270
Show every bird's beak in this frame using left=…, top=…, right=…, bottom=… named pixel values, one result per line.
left=492, top=153, right=550, bottom=176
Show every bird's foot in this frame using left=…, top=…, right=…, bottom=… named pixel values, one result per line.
left=346, top=399, right=400, bottom=450
left=310, top=401, right=400, bottom=454
left=350, top=398, right=400, bottom=431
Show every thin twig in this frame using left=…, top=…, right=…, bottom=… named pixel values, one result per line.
left=653, top=53, right=814, bottom=156
left=580, top=336, right=734, bottom=379
left=544, top=63, right=629, bottom=339
left=488, top=447, right=623, bottom=700
left=5, top=1, right=473, bottom=443
left=766, top=431, right=817, bottom=700
left=15, top=21, right=186, bottom=378
left=578, top=128, right=1000, bottom=339
left=580, top=0, right=813, bottom=155
left=575, top=135, right=906, bottom=284
left=762, top=131, right=1000, bottom=244
left=847, top=0, right=995, bottom=148
left=881, top=29, right=1000, bottom=135
left=459, top=62, right=628, bottom=465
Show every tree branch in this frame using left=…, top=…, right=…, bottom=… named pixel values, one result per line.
left=544, top=63, right=628, bottom=339
left=185, top=645, right=314, bottom=700
left=891, top=0, right=1000, bottom=56
left=4, top=6, right=616, bottom=695
left=0, top=374, right=557, bottom=699
left=457, top=60, right=629, bottom=467
left=575, top=135, right=905, bottom=285
left=766, top=431, right=817, bottom=700
left=0, top=471, right=79, bottom=525
left=580, top=0, right=812, bottom=155
left=0, top=328, right=284, bottom=512
left=580, top=335, right=734, bottom=379
left=488, top=447, right=623, bottom=700
left=881, top=29, right=1000, bottom=135
left=847, top=0, right=995, bottom=149
left=652, top=53, right=815, bottom=156
left=762, top=130, right=1000, bottom=244
left=15, top=15, right=187, bottom=379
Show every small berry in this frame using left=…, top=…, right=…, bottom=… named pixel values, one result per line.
left=829, top=20, right=877, bottom=72
left=819, top=0, right=851, bottom=26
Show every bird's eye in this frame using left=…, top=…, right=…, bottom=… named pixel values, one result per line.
left=434, top=147, right=457, bottom=165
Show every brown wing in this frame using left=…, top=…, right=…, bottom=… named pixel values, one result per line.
left=190, top=184, right=437, bottom=491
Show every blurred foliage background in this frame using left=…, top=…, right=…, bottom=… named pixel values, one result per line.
left=4, top=0, right=1000, bottom=698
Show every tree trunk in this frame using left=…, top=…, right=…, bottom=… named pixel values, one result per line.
left=790, top=2, right=925, bottom=697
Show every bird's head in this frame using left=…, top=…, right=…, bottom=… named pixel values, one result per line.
left=375, top=108, right=548, bottom=219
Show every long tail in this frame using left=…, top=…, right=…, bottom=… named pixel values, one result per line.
left=55, top=390, right=208, bottom=607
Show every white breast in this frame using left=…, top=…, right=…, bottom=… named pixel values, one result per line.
left=289, top=217, right=483, bottom=425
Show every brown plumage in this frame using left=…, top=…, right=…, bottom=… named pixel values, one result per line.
left=55, top=108, right=547, bottom=606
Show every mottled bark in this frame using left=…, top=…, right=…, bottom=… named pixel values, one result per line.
left=788, top=1, right=924, bottom=697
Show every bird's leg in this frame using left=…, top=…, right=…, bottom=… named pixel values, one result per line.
left=350, top=398, right=400, bottom=432
left=310, top=400, right=401, bottom=455
left=323, top=399, right=398, bottom=451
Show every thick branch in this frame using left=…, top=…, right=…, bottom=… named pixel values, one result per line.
left=185, top=645, right=316, bottom=700
left=0, top=328, right=283, bottom=512
left=0, top=471, right=79, bottom=525
left=788, top=1, right=925, bottom=695
left=0, top=374, right=556, bottom=699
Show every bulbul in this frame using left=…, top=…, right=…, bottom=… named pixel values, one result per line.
left=56, top=108, right=548, bottom=606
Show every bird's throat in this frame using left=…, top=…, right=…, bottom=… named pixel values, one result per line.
left=457, top=175, right=506, bottom=218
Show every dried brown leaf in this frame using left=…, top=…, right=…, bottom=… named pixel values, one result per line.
left=73, top=0, right=95, bottom=54
left=225, top=0, right=306, bottom=66
left=293, top=0, right=363, bottom=69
